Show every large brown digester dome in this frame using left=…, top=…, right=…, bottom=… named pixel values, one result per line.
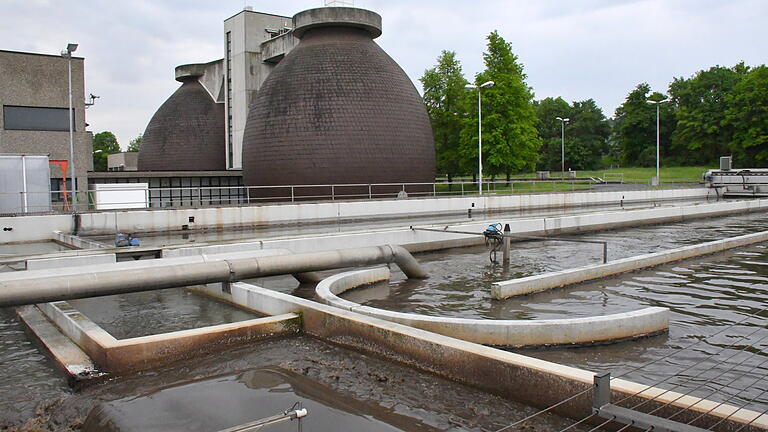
left=242, top=7, right=435, bottom=189
left=137, top=78, right=225, bottom=171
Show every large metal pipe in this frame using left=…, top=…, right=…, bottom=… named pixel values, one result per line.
left=0, top=245, right=426, bottom=307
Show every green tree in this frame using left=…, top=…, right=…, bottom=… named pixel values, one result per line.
left=127, top=134, right=142, bottom=152
left=614, top=83, right=675, bottom=167
left=420, top=51, right=469, bottom=182
left=461, top=31, right=541, bottom=179
left=669, top=63, right=749, bottom=165
left=534, top=97, right=570, bottom=171
left=566, top=99, right=610, bottom=170
left=725, top=65, right=768, bottom=166
left=92, top=131, right=120, bottom=172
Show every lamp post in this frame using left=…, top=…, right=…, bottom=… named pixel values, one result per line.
left=646, top=98, right=669, bottom=186
left=61, top=43, right=78, bottom=212
left=465, top=81, right=494, bottom=195
left=555, top=117, right=569, bottom=178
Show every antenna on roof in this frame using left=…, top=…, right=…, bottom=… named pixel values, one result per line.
left=324, top=0, right=354, bottom=6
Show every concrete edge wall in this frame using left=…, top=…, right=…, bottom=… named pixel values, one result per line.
left=26, top=253, right=116, bottom=271
left=52, top=231, right=109, bottom=249
left=223, top=281, right=767, bottom=430
left=315, top=268, right=669, bottom=347
left=36, top=300, right=300, bottom=374
left=493, top=230, right=768, bottom=299
left=15, top=305, right=101, bottom=382
left=0, top=188, right=711, bottom=243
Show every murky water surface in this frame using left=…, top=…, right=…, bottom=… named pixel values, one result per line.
left=0, top=241, right=69, bottom=258
left=0, top=308, right=71, bottom=428
left=68, top=288, right=260, bottom=339
left=345, top=211, right=768, bottom=412
left=13, top=336, right=589, bottom=432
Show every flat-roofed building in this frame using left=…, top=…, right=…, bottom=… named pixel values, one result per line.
left=0, top=49, right=93, bottom=196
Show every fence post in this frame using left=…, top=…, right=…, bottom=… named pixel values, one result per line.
left=291, top=186, right=295, bottom=202
left=433, top=182, right=436, bottom=197
left=331, top=185, right=335, bottom=201
left=368, top=184, right=372, bottom=199
left=461, top=182, right=464, bottom=196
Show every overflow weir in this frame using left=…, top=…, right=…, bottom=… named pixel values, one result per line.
left=1, top=188, right=767, bottom=431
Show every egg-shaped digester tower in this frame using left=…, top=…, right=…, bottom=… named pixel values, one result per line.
left=242, top=7, right=435, bottom=195
left=137, top=73, right=226, bottom=171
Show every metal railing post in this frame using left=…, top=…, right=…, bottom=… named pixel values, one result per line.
left=368, top=184, right=372, bottom=199
left=331, top=185, right=335, bottom=201
left=291, top=186, right=295, bottom=202
left=593, top=372, right=611, bottom=412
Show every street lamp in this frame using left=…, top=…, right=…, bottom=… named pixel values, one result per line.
left=646, top=98, right=670, bottom=186
left=555, top=117, right=569, bottom=178
left=61, top=43, right=78, bottom=212
left=465, top=81, right=495, bottom=195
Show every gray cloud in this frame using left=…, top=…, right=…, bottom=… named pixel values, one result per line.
left=1, top=0, right=765, bottom=149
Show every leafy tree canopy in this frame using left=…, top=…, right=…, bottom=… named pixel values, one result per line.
left=460, top=30, right=541, bottom=178
left=127, top=134, right=142, bottom=152
left=92, top=131, right=120, bottom=172
left=725, top=65, right=768, bottom=166
left=420, top=51, right=469, bottom=180
left=669, top=63, right=749, bottom=165
left=614, top=83, right=675, bottom=167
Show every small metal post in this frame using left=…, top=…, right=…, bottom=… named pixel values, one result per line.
left=433, top=182, right=436, bottom=197
left=461, top=182, right=465, bottom=196
left=502, top=223, right=511, bottom=266
left=368, top=184, right=372, bottom=199
left=290, top=186, right=294, bottom=202
left=331, top=185, right=335, bottom=201
left=593, top=372, right=611, bottom=412
left=603, top=242, right=608, bottom=264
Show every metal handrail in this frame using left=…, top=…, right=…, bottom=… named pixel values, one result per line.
left=0, top=178, right=601, bottom=215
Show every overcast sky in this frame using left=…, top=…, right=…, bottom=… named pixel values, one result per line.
left=1, top=0, right=766, bottom=149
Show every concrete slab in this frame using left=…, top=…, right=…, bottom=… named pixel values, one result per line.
left=16, top=305, right=103, bottom=384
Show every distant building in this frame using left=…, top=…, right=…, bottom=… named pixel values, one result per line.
left=139, top=9, right=293, bottom=171
left=107, top=152, right=138, bottom=171
left=0, top=49, right=93, bottom=195
left=138, top=6, right=435, bottom=194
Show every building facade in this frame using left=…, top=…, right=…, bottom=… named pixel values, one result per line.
left=0, top=49, right=93, bottom=195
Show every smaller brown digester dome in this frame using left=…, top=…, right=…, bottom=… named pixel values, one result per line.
left=138, top=78, right=225, bottom=171
left=242, top=7, right=435, bottom=188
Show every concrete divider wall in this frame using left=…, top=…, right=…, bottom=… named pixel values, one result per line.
left=27, top=254, right=116, bottom=271
left=493, top=230, right=768, bottom=299
left=53, top=231, right=110, bottom=250
left=315, top=268, right=669, bottom=347
left=0, top=188, right=711, bottom=243
left=252, top=198, right=768, bottom=256
left=36, top=300, right=300, bottom=374
left=219, top=281, right=766, bottom=431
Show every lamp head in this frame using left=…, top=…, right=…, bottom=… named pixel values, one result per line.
left=480, top=81, right=495, bottom=88
left=67, top=43, right=78, bottom=54
left=464, top=84, right=478, bottom=90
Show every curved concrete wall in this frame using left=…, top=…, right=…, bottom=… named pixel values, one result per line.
left=316, top=268, right=669, bottom=347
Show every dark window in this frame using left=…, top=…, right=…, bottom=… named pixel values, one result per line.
left=3, top=106, right=74, bottom=131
